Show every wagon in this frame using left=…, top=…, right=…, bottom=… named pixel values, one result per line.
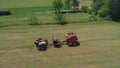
left=64, top=32, right=80, bottom=47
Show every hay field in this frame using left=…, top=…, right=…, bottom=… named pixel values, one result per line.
left=0, top=23, right=120, bottom=68
left=0, top=0, right=120, bottom=68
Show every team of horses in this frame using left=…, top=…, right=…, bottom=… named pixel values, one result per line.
left=34, top=33, right=80, bottom=51
left=34, top=37, right=62, bottom=51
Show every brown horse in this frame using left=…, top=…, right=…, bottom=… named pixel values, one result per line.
left=52, top=38, right=62, bottom=48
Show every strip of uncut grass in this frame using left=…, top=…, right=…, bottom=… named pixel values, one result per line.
left=0, top=12, right=119, bottom=27
left=0, top=13, right=90, bottom=27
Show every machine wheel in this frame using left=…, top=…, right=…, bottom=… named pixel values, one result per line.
left=67, top=41, right=80, bottom=47
left=73, top=41, right=80, bottom=46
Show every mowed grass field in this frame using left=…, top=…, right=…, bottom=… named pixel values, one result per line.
left=0, top=0, right=120, bottom=68
left=0, top=23, right=120, bottom=68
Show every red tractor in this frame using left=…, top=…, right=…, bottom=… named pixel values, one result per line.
left=63, top=32, right=80, bottom=47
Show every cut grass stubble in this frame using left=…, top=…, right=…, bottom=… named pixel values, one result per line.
left=0, top=24, right=120, bottom=68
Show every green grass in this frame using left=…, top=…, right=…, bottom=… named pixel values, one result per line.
left=0, top=12, right=119, bottom=27
left=0, top=0, right=91, bottom=8
left=0, top=6, right=53, bottom=14
left=0, top=0, right=53, bottom=8
left=0, top=13, right=91, bottom=27
left=0, top=23, right=120, bottom=68
left=0, top=0, right=92, bottom=14
left=0, top=0, right=54, bottom=14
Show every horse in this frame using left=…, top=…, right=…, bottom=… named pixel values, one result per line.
left=35, top=38, right=48, bottom=51
left=52, top=38, right=62, bottom=48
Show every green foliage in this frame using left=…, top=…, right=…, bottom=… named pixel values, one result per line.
left=91, top=0, right=120, bottom=21
left=54, top=13, right=67, bottom=25
left=53, top=0, right=63, bottom=13
left=53, top=0, right=66, bottom=25
left=108, top=0, right=120, bottom=21
left=71, top=0, right=80, bottom=10
left=28, top=16, right=39, bottom=25
left=91, top=0, right=104, bottom=15
left=89, top=13, right=99, bottom=21
left=64, top=0, right=80, bottom=10
left=81, top=6, right=89, bottom=13
left=65, top=0, right=71, bottom=10
left=98, top=5, right=109, bottom=18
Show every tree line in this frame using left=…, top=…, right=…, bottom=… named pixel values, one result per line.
left=52, top=0, right=80, bottom=25
left=91, top=0, right=120, bottom=21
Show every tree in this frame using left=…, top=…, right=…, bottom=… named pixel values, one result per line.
left=53, top=0, right=66, bottom=25
left=91, top=0, right=120, bottom=21
left=81, top=6, right=89, bottom=13
left=28, top=16, right=39, bottom=25
left=53, top=0, right=63, bottom=13
left=108, top=0, right=120, bottom=21
left=71, top=0, right=80, bottom=10
left=65, top=0, right=71, bottom=10
left=91, top=0, right=104, bottom=15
